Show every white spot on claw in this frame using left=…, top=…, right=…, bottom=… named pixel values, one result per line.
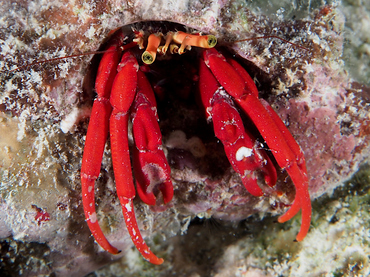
left=236, top=146, right=253, bottom=161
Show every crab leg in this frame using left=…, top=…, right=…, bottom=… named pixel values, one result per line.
left=81, top=30, right=144, bottom=254
left=81, top=45, right=121, bottom=254
left=109, top=51, right=164, bottom=264
left=261, top=97, right=310, bottom=238
left=238, top=96, right=310, bottom=241
left=261, top=99, right=307, bottom=173
left=199, top=61, right=277, bottom=196
left=131, top=70, right=173, bottom=206
left=202, top=48, right=311, bottom=241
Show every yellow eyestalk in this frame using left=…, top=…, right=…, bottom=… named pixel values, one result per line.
left=172, top=31, right=217, bottom=54
left=142, top=33, right=162, bottom=64
left=141, top=31, right=217, bottom=64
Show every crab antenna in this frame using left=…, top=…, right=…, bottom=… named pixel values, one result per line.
left=235, top=36, right=311, bottom=52
left=5, top=49, right=118, bottom=73
left=142, top=33, right=162, bottom=64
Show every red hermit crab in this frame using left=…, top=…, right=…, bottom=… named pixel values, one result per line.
left=80, top=22, right=312, bottom=264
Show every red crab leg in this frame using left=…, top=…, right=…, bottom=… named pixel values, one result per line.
left=238, top=96, right=311, bottom=241
left=226, top=58, right=259, bottom=97
left=109, top=51, right=164, bottom=265
left=202, top=48, right=311, bottom=241
left=228, top=64, right=311, bottom=240
left=261, top=99, right=307, bottom=173
left=81, top=29, right=143, bottom=254
left=199, top=61, right=277, bottom=196
left=132, top=70, right=173, bottom=205
left=81, top=45, right=121, bottom=254
left=261, top=97, right=310, bottom=237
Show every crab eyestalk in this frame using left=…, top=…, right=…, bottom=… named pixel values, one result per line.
left=142, top=31, right=217, bottom=64
left=142, top=33, right=162, bottom=64
left=172, top=31, right=217, bottom=54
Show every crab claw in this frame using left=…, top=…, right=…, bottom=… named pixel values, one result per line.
left=109, top=51, right=165, bottom=264
left=200, top=48, right=311, bottom=241
left=199, top=59, right=277, bottom=197
left=131, top=70, right=173, bottom=206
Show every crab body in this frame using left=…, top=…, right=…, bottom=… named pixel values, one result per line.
left=81, top=22, right=311, bottom=264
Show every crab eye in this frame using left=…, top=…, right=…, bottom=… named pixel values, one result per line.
left=142, top=51, right=155, bottom=64
left=207, top=35, right=217, bottom=48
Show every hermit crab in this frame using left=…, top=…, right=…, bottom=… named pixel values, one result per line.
left=80, top=22, right=312, bottom=264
